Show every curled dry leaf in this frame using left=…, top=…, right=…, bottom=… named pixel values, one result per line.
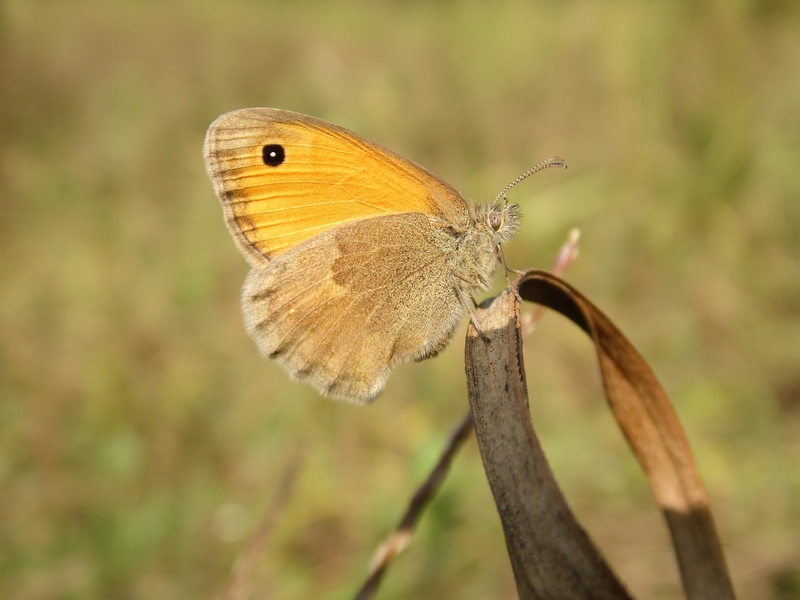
left=465, top=270, right=735, bottom=599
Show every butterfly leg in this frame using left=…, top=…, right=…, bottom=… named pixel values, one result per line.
left=496, top=243, right=522, bottom=276
left=494, top=244, right=523, bottom=303
left=452, top=274, right=489, bottom=341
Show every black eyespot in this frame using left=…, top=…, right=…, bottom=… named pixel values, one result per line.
left=262, top=144, right=285, bottom=166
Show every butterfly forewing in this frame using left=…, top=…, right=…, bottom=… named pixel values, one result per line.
left=204, top=108, right=469, bottom=265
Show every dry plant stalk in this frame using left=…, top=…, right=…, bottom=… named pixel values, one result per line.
left=353, top=415, right=474, bottom=600
left=464, top=271, right=735, bottom=599
left=466, top=287, right=631, bottom=598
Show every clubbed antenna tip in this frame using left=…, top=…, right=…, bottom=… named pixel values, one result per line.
left=494, top=156, right=567, bottom=204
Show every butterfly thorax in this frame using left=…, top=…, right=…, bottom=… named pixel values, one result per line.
left=450, top=202, right=521, bottom=293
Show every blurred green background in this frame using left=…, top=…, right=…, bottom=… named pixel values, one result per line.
left=2, top=1, right=799, bottom=598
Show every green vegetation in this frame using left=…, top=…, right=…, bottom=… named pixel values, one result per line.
left=1, top=1, right=798, bottom=598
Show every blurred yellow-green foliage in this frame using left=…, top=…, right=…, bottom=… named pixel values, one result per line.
left=2, top=1, right=799, bottom=598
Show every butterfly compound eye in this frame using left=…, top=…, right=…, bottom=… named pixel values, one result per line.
left=262, top=144, right=285, bottom=166
left=489, top=210, right=502, bottom=231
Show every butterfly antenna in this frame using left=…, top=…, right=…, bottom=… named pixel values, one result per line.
left=494, top=156, right=567, bottom=205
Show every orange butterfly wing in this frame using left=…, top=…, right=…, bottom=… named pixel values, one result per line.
left=203, top=108, right=470, bottom=266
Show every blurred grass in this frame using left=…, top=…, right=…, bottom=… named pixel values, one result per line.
left=1, top=0, right=799, bottom=598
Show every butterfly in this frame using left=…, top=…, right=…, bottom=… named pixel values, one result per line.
left=204, top=108, right=562, bottom=403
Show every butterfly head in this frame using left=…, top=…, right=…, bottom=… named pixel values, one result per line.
left=463, top=200, right=521, bottom=290
left=485, top=200, right=521, bottom=246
